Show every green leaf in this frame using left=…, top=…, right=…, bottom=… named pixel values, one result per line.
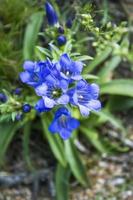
left=55, top=163, right=70, bottom=200
left=0, top=123, right=19, bottom=165
left=35, top=46, right=52, bottom=60
left=83, top=47, right=112, bottom=73
left=23, top=122, right=34, bottom=170
left=23, top=12, right=44, bottom=59
left=75, top=55, right=93, bottom=61
left=108, top=96, right=133, bottom=111
left=80, top=127, right=108, bottom=153
left=41, top=117, right=67, bottom=167
left=49, top=43, right=61, bottom=60
left=82, top=74, right=99, bottom=80
left=100, top=79, right=133, bottom=97
left=64, top=139, right=88, bottom=186
left=97, top=56, right=121, bottom=83
left=94, top=110, right=126, bottom=135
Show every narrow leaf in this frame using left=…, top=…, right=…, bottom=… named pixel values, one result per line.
left=80, top=127, right=108, bottom=153
left=23, top=12, right=44, bottom=59
left=65, top=139, right=88, bottom=186
left=98, top=56, right=121, bottom=83
left=41, top=117, right=67, bottom=167
left=55, top=163, right=70, bottom=200
left=100, top=79, right=133, bottom=97
left=83, top=47, right=112, bottom=73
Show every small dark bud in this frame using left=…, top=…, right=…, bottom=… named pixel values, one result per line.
left=22, top=104, right=31, bottom=113
left=57, top=35, right=67, bottom=46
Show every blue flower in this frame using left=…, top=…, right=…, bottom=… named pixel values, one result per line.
left=68, top=80, right=101, bottom=116
left=57, top=35, right=67, bottom=46
left=22, top=104, right=31, bottom=113
left=56, top=53, right=83, bottom=81
left=35, top=98, right=51, bottom=113
left=20, top=60, right=52, bottom=87
left=0, top=93, right=7, bottom=103
left=45, top=2, right=58, bottom=26
left=49, top=107, right=80, bottom=139
left=35, top=79, right=69, bottom=109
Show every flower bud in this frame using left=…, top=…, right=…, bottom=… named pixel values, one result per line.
left=0, top=93, right=7, bottom=103
left=45, top=2, right=58, bottom=26
left=66, top=19, right=72, bottom=28
left=57, top=35, right=67, bottom=46
left=22, top=104, right=31, bottom=113
left=58, top=26, right=64, bottom=34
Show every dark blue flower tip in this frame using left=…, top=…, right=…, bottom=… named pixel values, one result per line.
left=12, top=88, right=22, bottom=95
left=45, top=2, right=58, bottom=26
left=49, top=107, right=80, bottom=140
left=57, top=35, right=67, bottom=46
left=58, top=26, right=64, bottom=34
left=22, top=104, right=32, bottom=113
left=66, top=19, right=73, bottom=28
left=35, top=99, right=51, bottom=113
left=0, top=93, right=7, bottom=103
left=15, top=113, right=23, bottom=121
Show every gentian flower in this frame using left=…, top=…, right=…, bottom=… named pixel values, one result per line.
left=20, top=60, right=53, bottom=87
left=22, top=104, right=31, bottom=113
left=57, top=35, right=67, bottom=46
left=68, top=80, right=101, bottom=116
left=49, top=107, right=80, bottom=139
left=56, top=53, right=83, bottom=81
left=0, top=93, right=7, bottom=103
left=35, top=79, right=69, bottom=109
left=45, top=2, right=58, bottom=26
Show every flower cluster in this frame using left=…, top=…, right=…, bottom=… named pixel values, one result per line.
left=20, top=54, right=101, bottom=139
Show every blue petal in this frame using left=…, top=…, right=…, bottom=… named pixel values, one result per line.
left=91, top=83, right=100, bottom=99
left=43, top=96, right=55, bottom=108
left=20, top=72, right=31, bottom=83
left=60, top=80, right=69, bottom=91
left=59, top=53, right=71, bottom=69
left=49, top=119, right=59, bottom=133
left=87, top=100, right=101, bottom=111
left=72, top=61, right=83, bottom=73
left=57, top=94, right=69, bottom=105
left=23, top=61, right=34, bottom=72
left=71, top=75, right=82, bottom=80
left=35, top=83, right=48, bottom=96
left=79, top=105, right=90, bottom=116
left=55, top=107, right=70, bottom=118
left=67, top=117, right=80, bottom=130
left=35, top=99, right=50, bottom=112
left=59, top=129, right=71, bottom=140
left=76, top=80, right=87, bottom=89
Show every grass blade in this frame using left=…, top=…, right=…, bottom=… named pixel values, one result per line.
left=23, top=12, right=44, bottom=59
left=55, top=163, right=70, bottom=200
left=41, top=117, right=67, bottom=167
left=100, top=79, right=133, bottom=97
left=83, top=47, right=112, bottom=73
left=64, top=139, right=88, bottom=186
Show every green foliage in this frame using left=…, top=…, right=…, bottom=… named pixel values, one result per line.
left=55, top=163, right=70, bottom=200
left=23, top=12, right=44, bottom=60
